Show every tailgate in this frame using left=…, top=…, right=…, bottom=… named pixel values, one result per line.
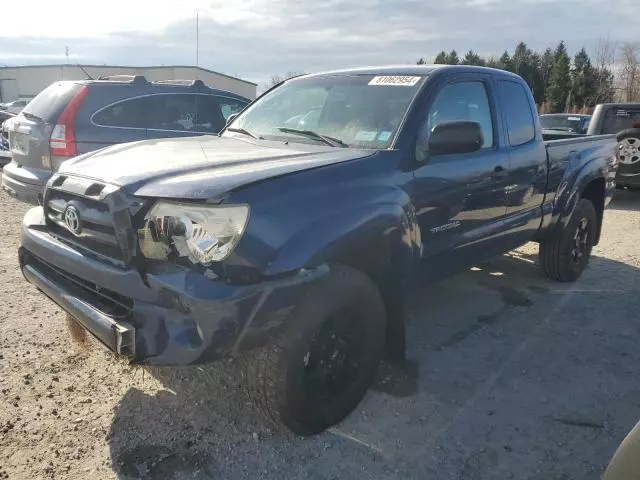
left=8, top=115, right=52, bottom=177
left=7, top=81, right=85, bottom=180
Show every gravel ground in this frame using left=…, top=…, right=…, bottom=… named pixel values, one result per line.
left=1, top=189, right=639, bottom=480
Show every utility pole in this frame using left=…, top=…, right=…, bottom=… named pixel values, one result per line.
left=63, top=47, right=69, bottom=81
left=196, top=12, right=199, bottom=69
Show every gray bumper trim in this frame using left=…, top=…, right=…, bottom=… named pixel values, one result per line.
left=2, top=172, right=44, bottom=205
left=22, top=263, right=135, bottom=356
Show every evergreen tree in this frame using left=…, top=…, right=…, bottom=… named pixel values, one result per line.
left=530, top=52, right=546, bottom=105
left=545, top=41, right=571, bottom=112
left=417, top=57, right=427, bottom=65
left=592, top=67, right=616, bottom=104
left=512, top=42, right=541, bottom=101
left=498, top=51, right=513, bottom=71
left=571, top=47, right=596, bottom=108
left=446, top=50, right=460, bottom=65
left=540, top=48, right=554, bottom=91
left=485, top=56, right=500, bottom=69
left=433, top=51, right=448, bottom=64
left=512, top=43, right=533, bottom=81
left=461, top=50, right=486, bottom=66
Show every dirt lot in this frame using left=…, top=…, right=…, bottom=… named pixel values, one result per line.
left=1, top=189, right=639, bottom=480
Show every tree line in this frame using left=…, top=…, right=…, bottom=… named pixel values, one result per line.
left=264, top=39, right=640, bottom=112
left=417, top=40, right=621, bottom=113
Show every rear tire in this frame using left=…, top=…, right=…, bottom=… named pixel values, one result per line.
left=243, top=265, right=386, bottom=436
left=616, top=129, right=640, bottom=166
left=539, top=198, right=597, bottom=282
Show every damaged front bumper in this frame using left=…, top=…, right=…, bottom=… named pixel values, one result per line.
left=19, top=207, right=327, bottom=365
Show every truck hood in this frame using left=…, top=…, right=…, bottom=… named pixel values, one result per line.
left=59, top=135, right=372, bottom=199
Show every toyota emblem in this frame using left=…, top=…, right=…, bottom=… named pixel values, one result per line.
left=63, top=205, right=82, bottom=234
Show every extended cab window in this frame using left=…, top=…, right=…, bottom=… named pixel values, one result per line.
left=92, top=96, right=149, bottom=129
left=231, top=74, right=424, bottom=148
left=497, top=80, right=535, bottom=146
left=426, top=81, right=493, bottom=149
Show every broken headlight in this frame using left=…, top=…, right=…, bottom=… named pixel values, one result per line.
left=138, top=201, right=250, bottom=265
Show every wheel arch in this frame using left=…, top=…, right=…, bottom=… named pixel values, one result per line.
left=265, top=200, right=420, bottom=362
left=544, top=151, right=608, bottom=245
left=580, top=177, right=606, bottom=245
left=324, top=214, right=419, bottom=363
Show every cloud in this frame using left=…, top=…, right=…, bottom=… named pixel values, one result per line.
left=0, top=0, right=637, bottom=85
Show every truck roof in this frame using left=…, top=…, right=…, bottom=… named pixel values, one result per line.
left=302, top=64, right=523, bottom=80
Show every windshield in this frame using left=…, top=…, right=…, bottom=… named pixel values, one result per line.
left=227, top=74, right=425, bottom=148
left=539, top=115, right=588, bottom=133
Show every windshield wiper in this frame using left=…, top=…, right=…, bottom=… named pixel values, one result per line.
left=226, top=127, right=261, bottom=139
left=277, top=128, right=348, bottom=148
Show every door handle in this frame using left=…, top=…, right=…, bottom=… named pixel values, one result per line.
left=491, top=165, right=507, bottom=178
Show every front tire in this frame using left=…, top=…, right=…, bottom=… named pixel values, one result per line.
left=539, top=198, right=597, bottom=282
left=243, top=265, right=386, bottom=436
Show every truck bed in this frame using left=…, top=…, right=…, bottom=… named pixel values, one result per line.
left=543, top=134, right=618, bottom=213
left=544, top=134, right=617, bottom=167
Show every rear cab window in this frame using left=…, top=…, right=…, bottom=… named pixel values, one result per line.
left=22, top=82, right=84, bottom=123
left=602, top=108, right=640, bottom=134
left=496, top=80, right=536, bottom=146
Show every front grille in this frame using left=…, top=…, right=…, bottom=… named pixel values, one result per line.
left=22, top=250, right=133, bottom=319
left=43, top=175, right=142, bottom=264
left=49, top=222, right=125, bottom=261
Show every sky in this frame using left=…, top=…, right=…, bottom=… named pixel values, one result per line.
left=1, top=0, right=638, bottom=86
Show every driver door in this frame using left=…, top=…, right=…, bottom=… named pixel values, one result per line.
left=410, top=76, right=509, bottom=275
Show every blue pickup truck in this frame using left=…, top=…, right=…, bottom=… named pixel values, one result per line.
left=18, top=65, right=618, bottom=435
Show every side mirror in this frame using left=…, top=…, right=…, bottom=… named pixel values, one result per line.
left=226, top=113, right=238, bottom=125
left=427, top=121, right=484, bottom=155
